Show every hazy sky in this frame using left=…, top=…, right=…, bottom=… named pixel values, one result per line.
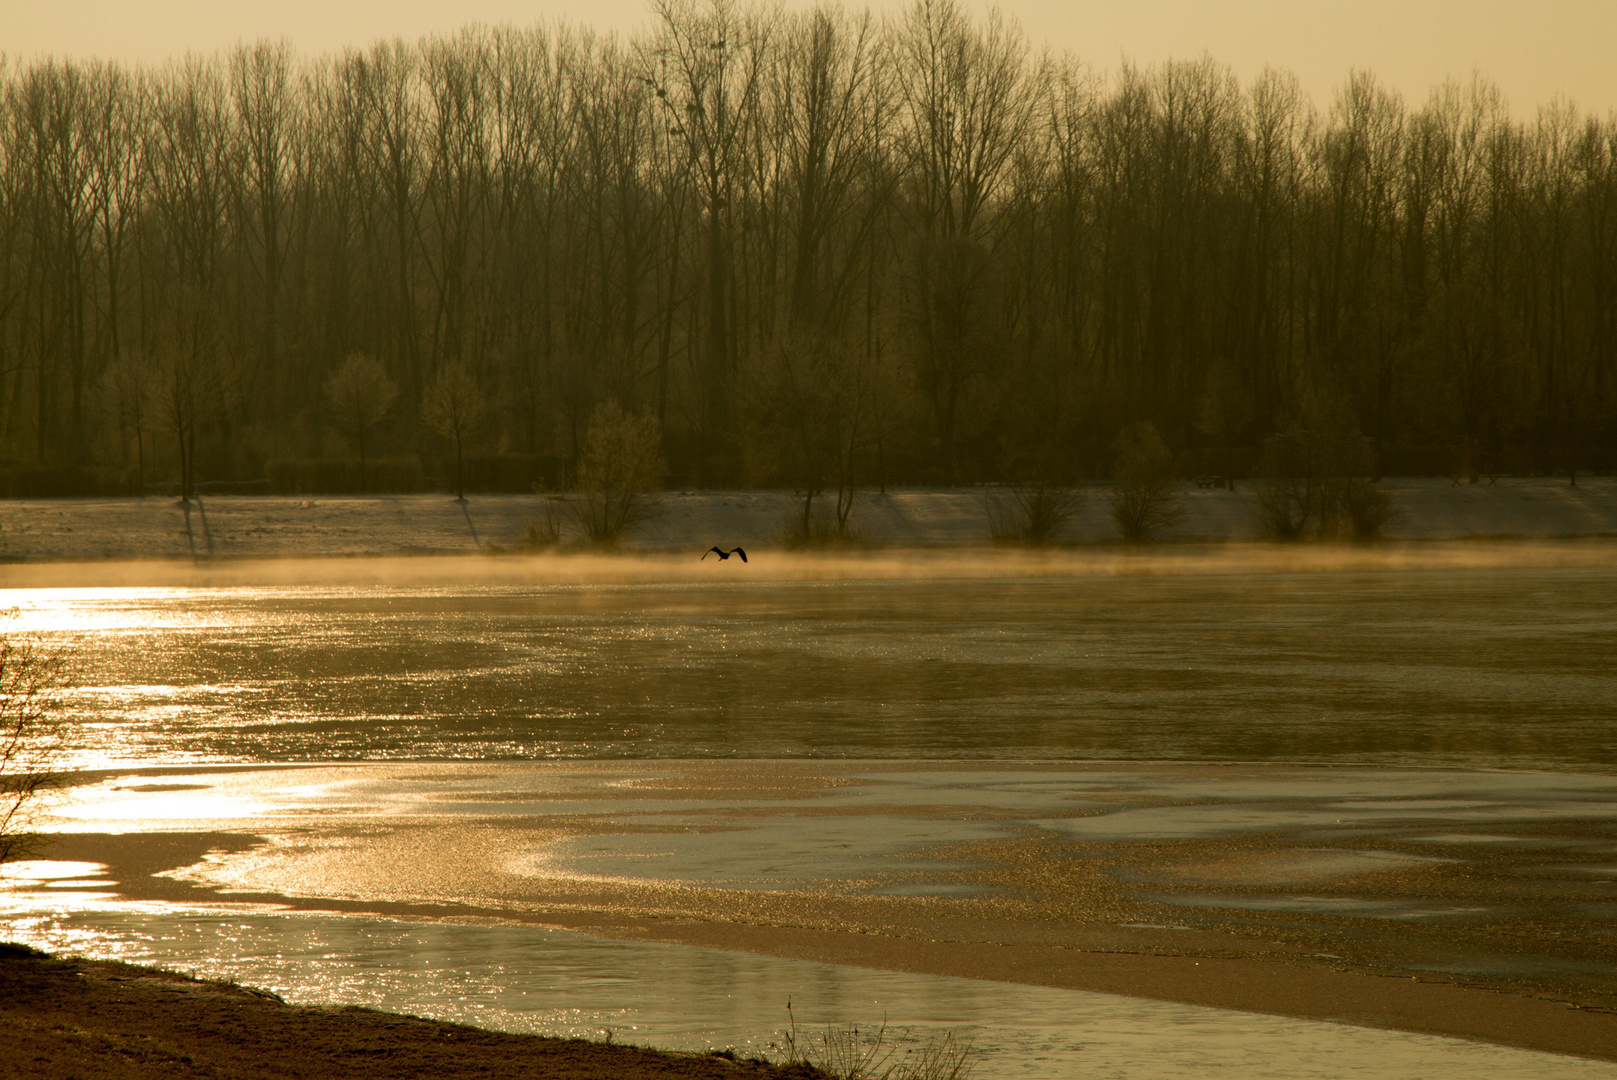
left=3, top=0, right=1613, bottom=117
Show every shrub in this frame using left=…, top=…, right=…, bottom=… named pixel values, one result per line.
left=984, top=483, right=1079, bottom=545
left=1255, top=473, right=1314, bottom=540
left=519, top=496, right=570, bottom=550
left=1342, top=476, right=1399, bottom=541
left=1108, top=422, right=1181, bottom=543
left=1254, top=427, right=1398, bottom=541
left=0, top=621, right=65, bottom=866
left=573, top=401, right=665, bottom=544
left=777, top=1004, right=974, bottom=1080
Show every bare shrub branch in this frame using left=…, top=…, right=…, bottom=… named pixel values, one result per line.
left=983, top=483, right=1078, bottom=545
left=0, top=622, right=67, bottom=866
left=1108, top=422, right=1181, bottom=543
left=574, top=401, right=666, bottom=544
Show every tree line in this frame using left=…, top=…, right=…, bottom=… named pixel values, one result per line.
left=2, top=0, right=1614, bottom=501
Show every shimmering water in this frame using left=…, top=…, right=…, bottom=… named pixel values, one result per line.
left=5, top=559, right=1617, bottom=1077
left=12, top=564, right=1617, bottom=769
left=4, top=894, right=1614, bottom=1080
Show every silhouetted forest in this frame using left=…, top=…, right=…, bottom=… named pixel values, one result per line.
left=2, top=0, right=1614, bottom=497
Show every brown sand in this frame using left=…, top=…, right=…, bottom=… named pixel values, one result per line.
left=0, top=943, right=822, bottom=1080
left=599, top=917, right=1617, bottom=1063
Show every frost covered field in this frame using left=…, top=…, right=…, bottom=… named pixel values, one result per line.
left=0, top=477, right=1613, bottom=563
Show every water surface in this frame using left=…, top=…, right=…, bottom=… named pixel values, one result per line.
left=6, top=558, right=1617, bottom=1076
left=13, top=565, right=1617, bottom=769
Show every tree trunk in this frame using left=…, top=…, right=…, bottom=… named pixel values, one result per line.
left=454, top=428, right=464, bottom=500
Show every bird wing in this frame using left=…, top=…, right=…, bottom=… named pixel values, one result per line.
left=734, top=547, right=747, bottom=562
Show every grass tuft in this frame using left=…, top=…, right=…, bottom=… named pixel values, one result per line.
left=776, top=1002, right=973, bottom=1080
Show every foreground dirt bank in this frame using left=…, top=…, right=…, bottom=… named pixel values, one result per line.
left=0, top=943, right=819, bottom=1080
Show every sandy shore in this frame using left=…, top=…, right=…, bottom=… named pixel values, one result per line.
left=0, top=942, right=822, bottom=1080
left=0, top=477, right=1613, bottom=563
left=24, top=761, right=1617, bottom=1065
left=19, top=829, right=1617, bottom=1065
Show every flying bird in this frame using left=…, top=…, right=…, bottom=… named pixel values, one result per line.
left=703, top=546, right=747, bottom=562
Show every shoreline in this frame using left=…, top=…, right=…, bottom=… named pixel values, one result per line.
left=10, top=874, right=1617, bottom=1066
left=0, top=480, right=1613, bottom=567
left=2, top=536, right=1617, bottom=590
left=0, top=943, right=822, bottom=1079
left=21, top=759, right=1617, bottom=1065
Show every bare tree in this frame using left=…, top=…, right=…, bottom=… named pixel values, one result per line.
left=0, top=17, right=1613, bottom=495
left=647, top=0, right=770, bottom=481
left=753, top=326, right=878, bottom=541
left=420, top=358, right=487, bottom=499
left=102, top=346, right=153, bottom=491
left=890, top=0, right=1036, bottom=240
left=906, top=233, right=999, bottom=484
left=324, top=352, right=399, bottom=490
left=152, top=298, right=234, bottom=502
left=229, top=41, right=297, bottom=406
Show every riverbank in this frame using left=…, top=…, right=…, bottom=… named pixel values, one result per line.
left=0, top=477, right=1613, bottom=563
left=20, top=760, right=1617, bottom=1067
left=0, top=942, right=821, bottom=1080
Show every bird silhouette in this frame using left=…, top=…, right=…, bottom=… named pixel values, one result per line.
left=703, top=546, right=747, bottom=562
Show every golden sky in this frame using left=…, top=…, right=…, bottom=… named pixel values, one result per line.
left=2, top=0, right=1612, bottom=117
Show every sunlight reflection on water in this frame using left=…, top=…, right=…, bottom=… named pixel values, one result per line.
left=7, top=565, right=1617, bottom=1073
left=13, top=567, right=1617, bottom=770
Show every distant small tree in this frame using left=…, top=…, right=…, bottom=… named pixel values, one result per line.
left=102, top=349, right=154, bottom=494
left=1195, top=363, right=1249, bottom=490
left=1109, top=422, right=1181, bottom=543
left=0, top=622, right=65, bottom=866
left=752, top=329, right=882, bottom=544
left=574, top=401, right=665, bottom=544
left=907, top=234, right=1001, bottom=486
left=1256, top=427, right=1396, bottom=541
left=1254, top=388, right=1396, bottom=542
left=325, top=353, right=399, bottom=491
left=420, top=360, right=488, bottom=500
left=153, top=328, right=235, bottom=503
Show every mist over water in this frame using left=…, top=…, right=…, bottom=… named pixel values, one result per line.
left=12, top=558, right=1617, bottom=771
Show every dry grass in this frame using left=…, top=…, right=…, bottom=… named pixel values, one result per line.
left=776, top=1004, right=973, bottom=1080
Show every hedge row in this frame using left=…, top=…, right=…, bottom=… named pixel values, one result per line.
left=0, top=464, right=138, bottom=497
